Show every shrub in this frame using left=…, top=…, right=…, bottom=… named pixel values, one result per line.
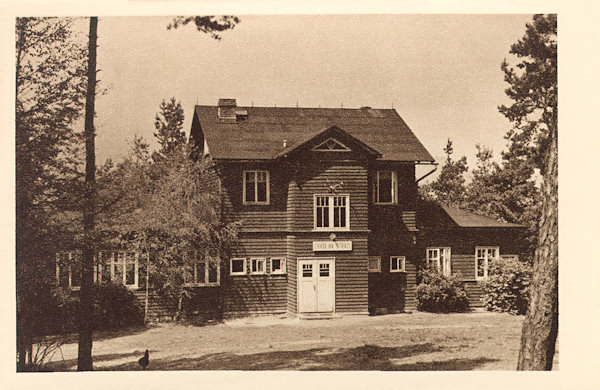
left=48, top=283, right=144, bottom=334
left=416, top=269, right=469, bottom=313
left=92, top=282, right=145, bottom=330
left=481, top=257, right=531, bottom=315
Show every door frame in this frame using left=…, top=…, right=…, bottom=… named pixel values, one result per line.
left=297, top=257, right=336, bottom=314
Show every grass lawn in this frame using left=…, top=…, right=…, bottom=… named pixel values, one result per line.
left=44, top=311, right=558, bottom=371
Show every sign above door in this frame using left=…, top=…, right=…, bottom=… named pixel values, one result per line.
left=312, top=240, right=352, bottom=252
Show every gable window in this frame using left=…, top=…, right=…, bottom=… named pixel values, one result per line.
left=476, top=247, right=499, bottom=280
left=314, top=194, right=350, bottom=230
left=243, top=170, right=269, bottom=205
left=368, top=256, right=381, bottom=272
left=187, top=257, right=220, bottom=286
left=390, top=256, right=406, bottom=273
left=250, top=258, right=266, bottom=275
left=230, top=258, right=247, bottom=275
left=270, top=257, right=286, bottom=274
left=374, top=171, right=397, bottom=204
left=427, top=247, right=451, bottom=276
left=313, top=138, right=351, bottom=152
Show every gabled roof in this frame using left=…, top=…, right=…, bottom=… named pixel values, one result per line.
left=419, top=200, right=525, bottom=229
left=192, top=105, right=434, bottom=162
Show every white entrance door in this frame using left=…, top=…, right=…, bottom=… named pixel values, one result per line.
left=298, top=258, right=335, bottom=313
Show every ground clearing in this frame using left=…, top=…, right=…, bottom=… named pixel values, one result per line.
left=45, top=311, right=558, bottom=371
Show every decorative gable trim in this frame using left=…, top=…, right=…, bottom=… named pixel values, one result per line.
left=312, top=137, right=351, bottom=152
left=276, top=125, right=382, bottom=159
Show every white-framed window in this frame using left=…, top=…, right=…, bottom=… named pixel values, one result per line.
left=250, top=258, right=266, bottom=275
left=314, top=194, right=350, bottom=230
left=187, top=257, right=220, bottom=286
left=111, top=251, right=139, bottom=288
left=57, top=250, right=139, bottom=289
left=476, top=247, right=499, bottom=280
left=56, top=251, right=81, bottom=289
left=270, top=257, right=286, bottom=274
left=368, top=256, right=381, bottom=272
left=390, top=256, right=406, bottom=273
left=230, top=258, right=247, bottom=275
left=427, top=247, right=452, bottom=277
left=243, top=170, right=270, bottom=205
left=374, top=170, right=397, bottom=204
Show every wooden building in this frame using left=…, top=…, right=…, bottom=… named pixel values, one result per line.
left=55, top=99, right=525, bottom=318
left=186, top=99, right=525, bottom=317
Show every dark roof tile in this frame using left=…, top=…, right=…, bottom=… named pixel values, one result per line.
left=193, top=105, right=434, bottom=162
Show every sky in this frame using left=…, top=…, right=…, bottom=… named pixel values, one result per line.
left=88, top=14, right=533, bottom=180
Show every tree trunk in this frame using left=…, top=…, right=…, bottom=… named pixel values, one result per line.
left=144, top=252, right=149, bottom=324
left=517, top=124, right=558, bottom=370
left=77, top=16, right=98, bottom=372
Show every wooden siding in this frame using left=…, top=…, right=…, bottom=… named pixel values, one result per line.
left=287, top=159, right=369, bottom=231
left=132, top=290, right=177, bottom=319
left=222, top=275, right=287, bottom=313
left=286, top=235, right=298, bottom=314
left=419, top=228, right=525, bottom=257
left=417, top=229, right=523, bottom=309
left=221, top=236, right=288, bottom=314
left=452, top=254, right=477, bottom=281
left=219, top=163, right=288, bottom=230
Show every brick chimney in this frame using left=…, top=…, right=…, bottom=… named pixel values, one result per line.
left=218, top=98, right=237, bottom=120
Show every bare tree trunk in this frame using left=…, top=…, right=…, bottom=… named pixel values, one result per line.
left=517, top=124, right=558, bottom=370
left=145, top=251, right=150, bottom=324
left=77, top=16, right=98, bottom=372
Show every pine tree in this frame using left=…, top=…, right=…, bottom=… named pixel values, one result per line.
left=465, top=144, right=540, bottom=261
left=498, top=14, right=557, bottom=371
left=154, top=97, right=186, bottom=157
left=75, top=16, right=241, bottom=370
left=420, top=139, right=468, bottom=208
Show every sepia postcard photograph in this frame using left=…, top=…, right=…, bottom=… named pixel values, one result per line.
left=4, top=1, right=600, bottom=389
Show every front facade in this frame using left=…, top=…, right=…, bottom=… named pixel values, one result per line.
left=55, top=99, right=524, bottom=317
left=187, top=99, right=525, bottom=317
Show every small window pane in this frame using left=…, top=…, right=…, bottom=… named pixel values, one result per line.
left=319, top=263, right=330, bottom=277
left=251, top=259, right=265, bottom=273
left=245, top=179, right=255, bottom=202
left=302, top=264, right=312, bottom=277
left=232, top=259, right=245, bottom=274
left=208, top=262, right=218, bottom=283
left=256, top=181, right=267, bottom=202
left=71, top=265, right=81, bottom=287
left=272, top=259, right=282, bottom=272
left=197, top=261, right=207, bottom=284
left=125, top=262, right=135, bottom=285
left=477, top=259, right=485, bottom=277
left=378, top=171, right=393, bottom=203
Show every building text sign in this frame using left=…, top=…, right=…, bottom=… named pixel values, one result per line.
left=312, top=240, right=352, bottom=252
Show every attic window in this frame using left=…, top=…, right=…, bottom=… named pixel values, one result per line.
left=313, top=138, right=351, bottom=152
left=243, top=170, right=270, bottom=205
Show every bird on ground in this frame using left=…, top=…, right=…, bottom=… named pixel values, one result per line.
left=138, top=349, right=149, bottom=370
